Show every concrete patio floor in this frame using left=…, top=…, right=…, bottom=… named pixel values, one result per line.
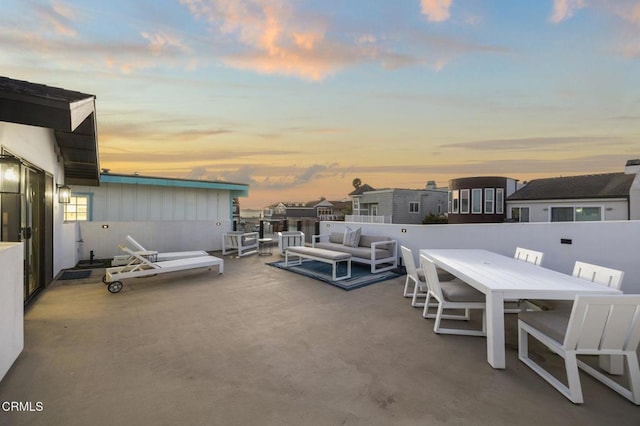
left=1, top=253, right=638, bottom=426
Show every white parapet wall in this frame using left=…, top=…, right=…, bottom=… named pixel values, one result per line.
left=0, top=242, right=23, bottom=382
left=78, top=220, right=233, bottom=260
left=320, top=220, right=640, bottom=294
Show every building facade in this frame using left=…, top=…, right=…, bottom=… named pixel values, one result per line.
left=349, top=187, right=447, bottom=224
left=447, top=177, right=519, bottom=224
left=506, top=161, right=640, bottom=222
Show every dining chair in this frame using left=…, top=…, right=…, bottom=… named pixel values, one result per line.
left=514, top=247, right=544, bottom=266
left=511, top=247, right=545, bottom=313
left=401, top=246, right=427, bottom=307
left=529, top=261, right=625, bottom=311
left=420, top=254, right=486, bottom=337
left=518, top=294, right=640, bottom=404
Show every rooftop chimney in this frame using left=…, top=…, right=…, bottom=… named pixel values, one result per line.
left=426, top=180, right=437, bottom=189
left=625, top=159, right=640, bottom=175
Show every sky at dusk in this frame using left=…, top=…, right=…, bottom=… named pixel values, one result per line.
left=1, top=0, right=639, bottom=209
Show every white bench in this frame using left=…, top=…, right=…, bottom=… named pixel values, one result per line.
left=285, top=246, right=352, bottom=281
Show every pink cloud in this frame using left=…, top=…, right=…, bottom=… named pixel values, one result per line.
left=420, top=0, right=453, bottom=23
left=549, top=0, right=586, bottom=24
left=179, top=0, right=338, bottom=79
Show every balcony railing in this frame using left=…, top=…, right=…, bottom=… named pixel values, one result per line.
left=344, top=215, right=392, bottom=223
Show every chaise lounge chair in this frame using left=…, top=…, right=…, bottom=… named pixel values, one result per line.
left=104, top=245, right=224, bottom=293
left=111, top=235, right=209, bottom=266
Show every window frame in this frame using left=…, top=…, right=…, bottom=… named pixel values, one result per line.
left=495, top=188, right=504, bottom=214
left=63, top=192, right=92, bottom=222
left=409, top=201, right=420, bottom=214
left=460, top=189, right=470, bottom=214
left=471, top=188, right=482, bottom=214
left=511, top=206, right=530, bottom=222
left=451, top=190, right=459, bottom=214
left=549, top=205, right=603, bottom=222
left=484, top=188, right=495, bottom=214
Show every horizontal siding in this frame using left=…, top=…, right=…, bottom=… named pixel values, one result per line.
left=72, top=183, right=231, bottom=222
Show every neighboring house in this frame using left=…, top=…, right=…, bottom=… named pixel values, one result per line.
left=447, top=177, right=520, bottom=224
left=348, top=184, right=448, bottom=224
left=506, top=160, right=640, bottom=222
left=264, top=199, right=350, bottom=221
left=0, top=76, right=99, bottom=383
left=0, top=76, right=99, bottom=302
left=348, top=183, right=376, bottom=217
left=70, top=172, right=249, bottom=259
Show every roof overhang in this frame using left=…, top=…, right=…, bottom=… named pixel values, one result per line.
left=100, top=173, right=249, bottom=197
left=0, top=78, right=100, bottom=186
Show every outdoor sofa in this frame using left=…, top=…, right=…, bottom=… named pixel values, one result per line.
left=312, top=229, right=397, bottom=273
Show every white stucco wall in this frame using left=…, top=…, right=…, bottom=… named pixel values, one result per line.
left=0, top=122, right=72, bottom=273
left=320, top=220, right=640, bottom=294
left=0, top=242, right=23, bottom=382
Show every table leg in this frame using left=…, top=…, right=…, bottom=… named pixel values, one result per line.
left=599, top=355, right=624, bottom=375
left=486, top=292, right=506, bottom=369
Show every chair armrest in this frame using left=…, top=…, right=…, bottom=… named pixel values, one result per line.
left=312, top=234, right=329, bottom=247
left=371, top=240, right=397, bottom=259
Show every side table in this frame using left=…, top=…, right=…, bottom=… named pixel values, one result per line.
left=258, top=238, right=273, bottom=256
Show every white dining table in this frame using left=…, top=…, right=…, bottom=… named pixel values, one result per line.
left=419, top=249, right=623, bottom=369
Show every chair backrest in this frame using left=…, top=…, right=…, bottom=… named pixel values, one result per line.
left=572, top=261, right=624, bottom=290
left=514, top=247, right=544, bottom=266
left=419, top=254, right=444, bottom=301
left=126, top=235, right=147, bottom=252
left=401, top=246, right=419, bottom=279
left=564, top=295, right=640, bottom=352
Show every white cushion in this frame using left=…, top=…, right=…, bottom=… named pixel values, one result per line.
left=343, top=226, right=361, bottom=247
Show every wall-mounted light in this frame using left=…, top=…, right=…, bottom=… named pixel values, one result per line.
left=57, top=184, right=71, bottom=204
left=0, top=155, right=21, bottom=194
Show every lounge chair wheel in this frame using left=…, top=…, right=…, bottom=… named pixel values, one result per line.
left=108, top=281, right=123, bottom=293
left=102, top=274, right=108, bottom=284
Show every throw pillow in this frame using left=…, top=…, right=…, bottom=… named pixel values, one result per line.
left=343, top=226, right=361, bottom=247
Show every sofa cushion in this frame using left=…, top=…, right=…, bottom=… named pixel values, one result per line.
left=519, top=310, right=571, bottom=343
left=359, top=235, right=390, bottom=248
left=314, top=242, right=390, bottom=261
left=329, top=232, right=344, bottom=243
left=343, top=226, right=361, bottom=247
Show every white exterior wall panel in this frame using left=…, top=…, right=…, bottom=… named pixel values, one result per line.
left=135, top=185, right=150, bottom=220
left=74, top=182, right=233, bottom=222
left=508, top=199, right=628, bottom=222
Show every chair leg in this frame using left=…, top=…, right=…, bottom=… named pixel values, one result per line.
left=403, top=276, right=413, bottom=298
left=433, top=304, right=485, bottom=336
left=628, top=353, right=640, bottom=405
left=422, top=294, right=434, bottom=318
left=577, top=353, right=640, bottom=405
left=411, top=282, right=427, bottom=307
left=518, top=321, right=583, bottom=404
left=564, top=353, right=584, bottom=404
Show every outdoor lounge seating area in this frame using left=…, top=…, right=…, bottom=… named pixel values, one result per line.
left=2, top=253, right=639, bottom=425
left=312, top=229, right=397, bottom=273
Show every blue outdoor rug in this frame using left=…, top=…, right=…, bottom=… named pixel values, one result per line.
left=267, top=260, right=405, bottom=291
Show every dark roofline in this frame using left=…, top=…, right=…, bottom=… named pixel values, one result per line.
left=0, top=76, right=99, bottom=186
